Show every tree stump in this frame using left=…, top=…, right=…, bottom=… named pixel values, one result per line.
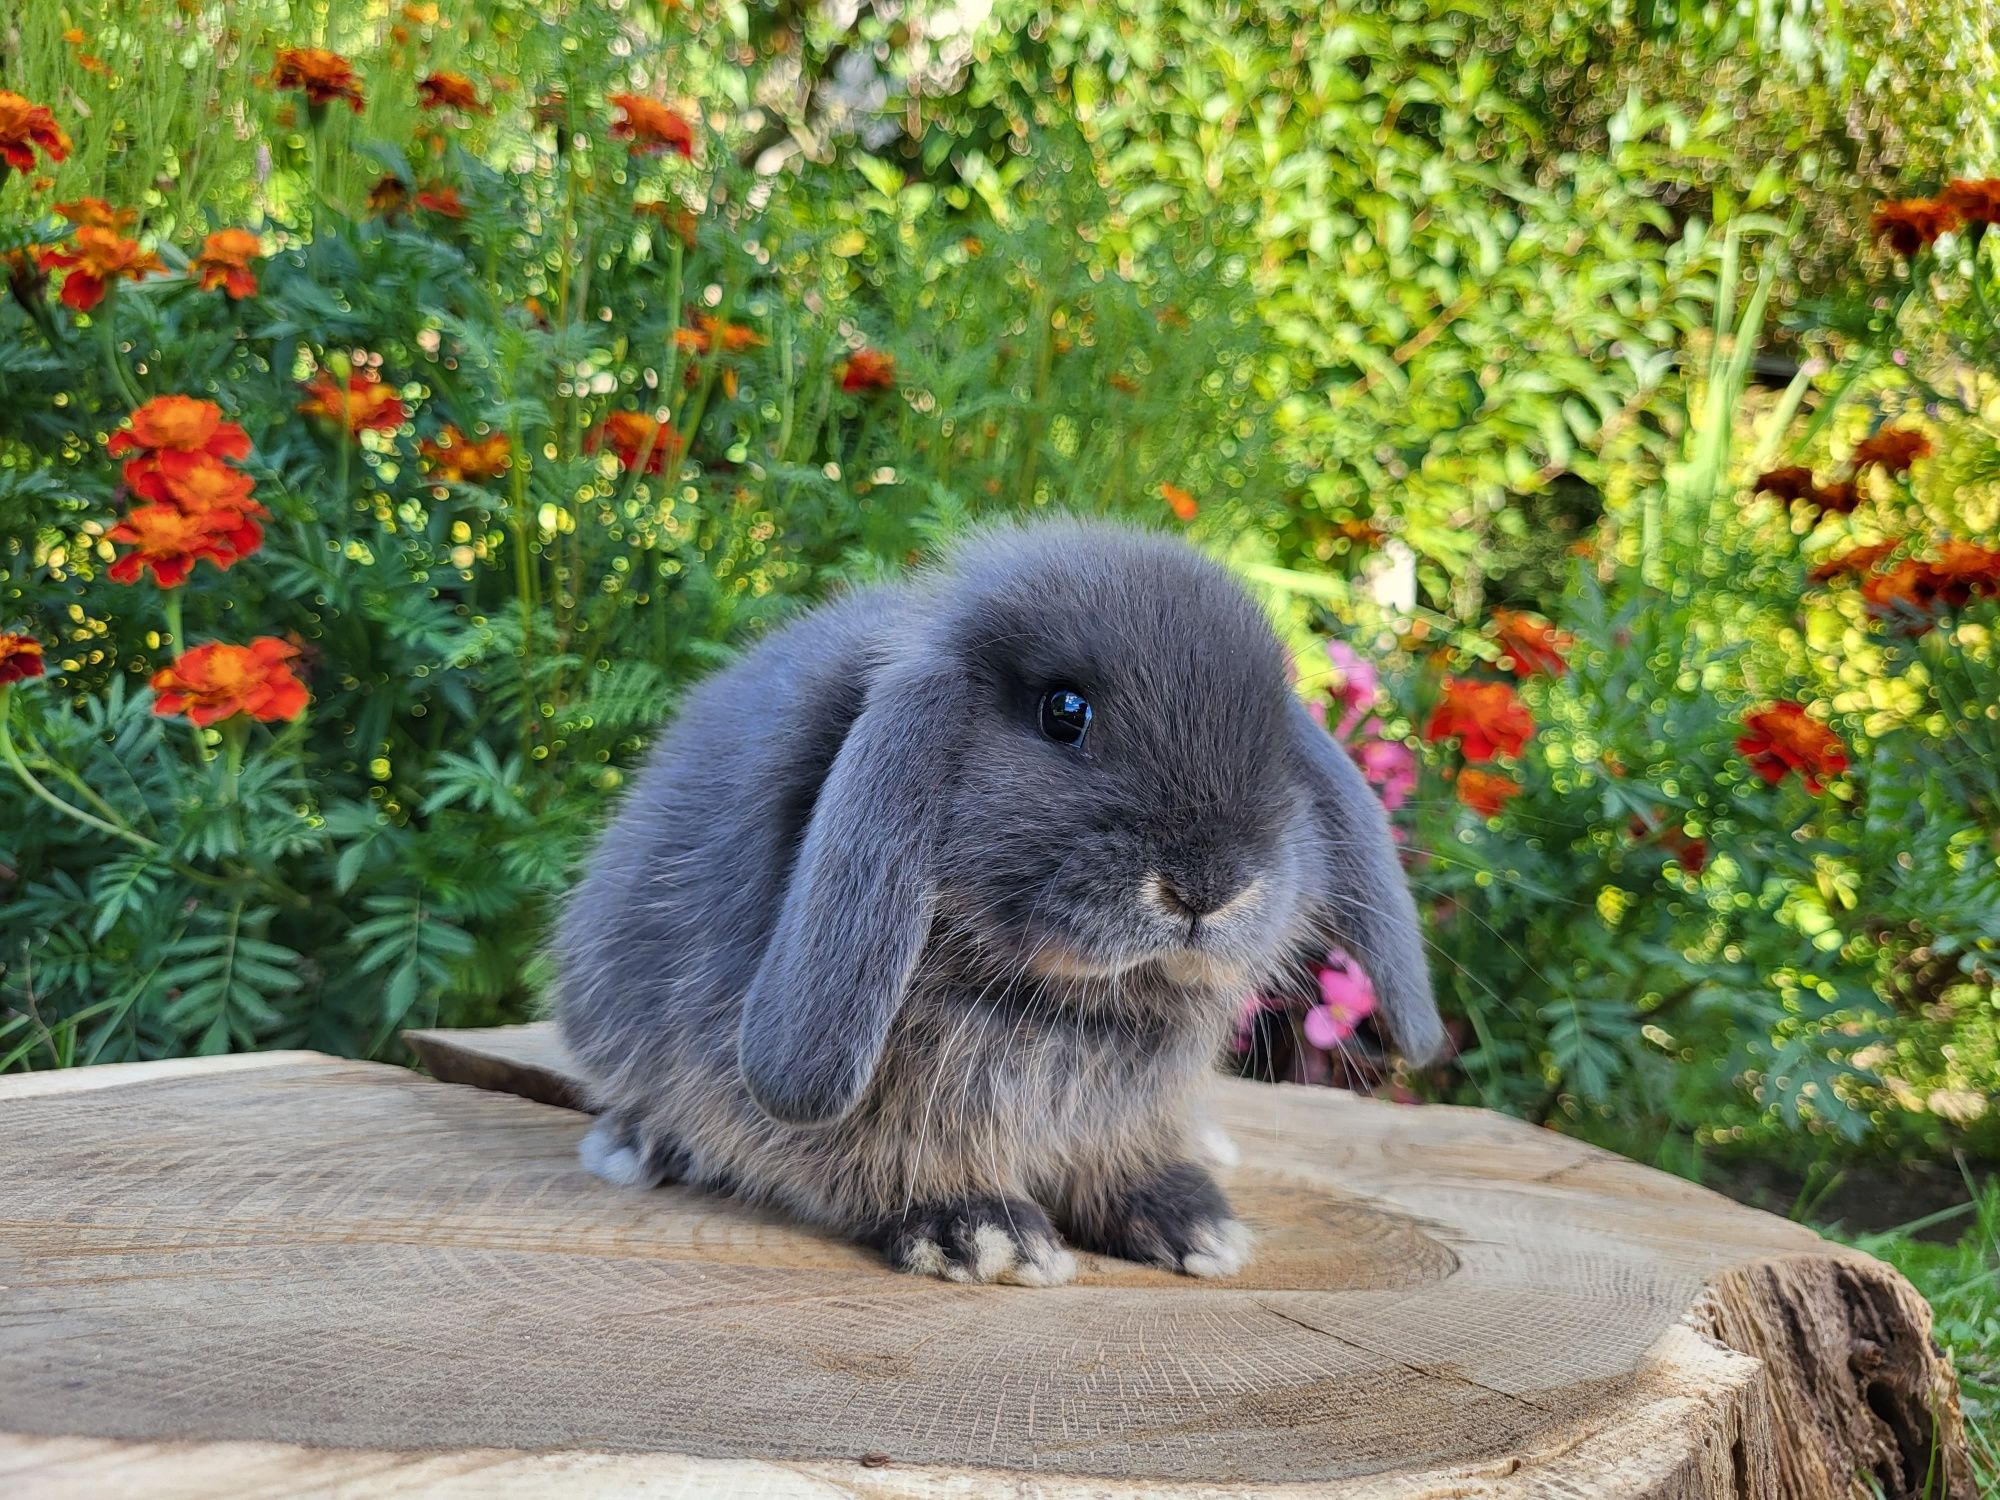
left=0, top=1027, right=1971, bottom=1499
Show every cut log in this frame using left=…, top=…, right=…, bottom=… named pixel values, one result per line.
left=0, top=1028, right=1971, bottom=1500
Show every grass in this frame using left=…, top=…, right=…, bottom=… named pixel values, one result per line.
left=1832, top=1178, right=2000, bottom=1493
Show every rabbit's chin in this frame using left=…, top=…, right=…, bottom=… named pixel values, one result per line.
left=1024, top=938, right=1254, bottom=996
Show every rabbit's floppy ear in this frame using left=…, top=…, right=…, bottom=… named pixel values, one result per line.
left=736, top=659, right=958, bottom=1125
left=1287, top=697, right=1445, bottom=1063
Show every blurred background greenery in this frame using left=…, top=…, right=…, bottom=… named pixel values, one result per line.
left=0, top=0, right=1994, bottom=1460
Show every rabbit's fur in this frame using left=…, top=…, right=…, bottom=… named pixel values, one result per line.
left=556, top=520, right=1440, bottom=1285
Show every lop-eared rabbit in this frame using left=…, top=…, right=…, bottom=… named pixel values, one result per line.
left=557, top=521, right=1440, bottom=1285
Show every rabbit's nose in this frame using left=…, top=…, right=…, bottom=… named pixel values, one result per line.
left=1151, top=872, right=1256, bottom=922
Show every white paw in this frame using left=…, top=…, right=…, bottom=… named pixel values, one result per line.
left=896, top=1223, right=1078, bottom=1287
left=1181, top=1217, right=1254, bottom=1278
left=578, top=1117, right=670, bottom=1188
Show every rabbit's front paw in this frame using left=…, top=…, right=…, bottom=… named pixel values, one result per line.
left=1073, top=1160, right=1254, bottom=1279
left=870, top=1194, right=1078, bottom=1287
left=578, top=1115, right=685, bottom=1189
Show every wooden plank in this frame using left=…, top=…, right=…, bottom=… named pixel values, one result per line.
left=0, top=1041, right=1972, bottom=1498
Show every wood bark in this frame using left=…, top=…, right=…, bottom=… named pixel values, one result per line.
left=0, top=1027, right=1971, bottom=1499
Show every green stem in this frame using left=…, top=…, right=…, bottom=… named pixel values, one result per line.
left=0, top=686, right=163, bottom=854
left=96, top=312, right=145, bottom=411
left=160, top=591, right=209, bottom=761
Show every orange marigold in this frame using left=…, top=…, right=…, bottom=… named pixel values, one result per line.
left=1849, top=427, right=1931, bottom=475
left=37, top=227, right=163, bottom=312
left=416, top=71, right=485, bottom=114
left=192, top=228, right=261, bottom=299
left=1336, top=517, right=1385, bottom=547
left=1158, top=482, right=1198, bottom=522
left=0, top=631, right=46, bottom=686
left=839, top=348, right=896, bottom=393
left=610, top=94, right=695, bottom=158
left=415, top=184, right=465, bottom=218
left=636, top=198, right=699, bottom=248
left=420, top=425, right=511, bottom=483
left=366, top=175, right=411, bottom=219
left=270, top=47, right=365, bottom=113
left=1489, top=609, right=1572, bottom=678
left=107, top=503, right=263, bottom=588
left=150, top=638, right=308, bottom=726
left=300, top=371, right=408, bottom=435
left=107, top=395, right=255, bottom=504
left=55, top=198, right=134, bottom=231
left=1807, top=541, right=1897, bottom=584
left=1423, top=677, right=1534, bottom=762
left=1736, top=701, right=1847, bottom=793
left=673, top=314, right=763, bottom=356
left=588, top=410, right=682, bottom=475
left=1455, top=767, right=1521, bottom=819
left=1871, top=198, right=1956, bottom=257
left=1941, top=178, right=2000, bottom=228
left=0, top=91, right=70, bottom=175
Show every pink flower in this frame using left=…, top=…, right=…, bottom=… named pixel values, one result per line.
left=1352, top=733, right=1416, bottom=812
left=1324, top=639, right=1380, bottom=739
left=1232, top=990, right=1281, bottom=1053
left=1303, top=948, right=1377, bottom=1050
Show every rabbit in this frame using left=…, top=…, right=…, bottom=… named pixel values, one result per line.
left=555, top=519, right=1441, bottom=1286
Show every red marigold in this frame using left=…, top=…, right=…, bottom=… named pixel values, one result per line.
left=0, top=91, right=70, bottom=176
left=1871, top=198, right=1956, bottom=257
left=1863, top=543, right=2000, bottom=625
left=150, top=638, right=308, bottom=726
left=839, top=348, right=896, bottom=393
left=1489, top=609, right=1572, bottom=678
left=1810, top=478, right=1862, bottom=515
left=419, top=425, right=511, bottom=483
left=1849, top=427, right=1931, bottom=475
left=37, top=227, right=163, bottom=311
left=107, top=396, right=256, bottom=505
left=0, top=631, right=46, bottom=686
left=1752, top=467, right=1817, bottom=502
left=1455, top=767, right=1521, bottom=818
left=1628, top=812, right=1708, bottom=874
left=588, top=410, right=682, bottom=474
left=300, top=371, right=408, bottom=434
left=1159, top=482, right=1198, bottom=522
left=1941, top=178, right=2000, bottom=228
left=366, top=175, right=411, bottom=219
left=270, top=48, right=365, bottom=113
left=1807, top=541, right=1897, bottom=584
left=415, top=184, right=465, bottom=218
left=54, top=198, right=134, bottom=231
left=1424, top=677, right=1534, bottom=762
left=673, top=315, right=763, bottom=356
left=191, top=228, right=261, bottom=299
left=416, top=71, right=485, bottom=114
left=610, top=94, right=695, bottom=158
left=1736, top=701, right=1847, bottom=793
left=107, top=503, right=263, bottom=588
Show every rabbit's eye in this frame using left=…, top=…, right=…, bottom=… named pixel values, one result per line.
left=1039, top=688, right=1092, bottom=748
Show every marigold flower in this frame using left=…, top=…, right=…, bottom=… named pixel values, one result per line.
left=141, top=453, right=262, bottom=515
left=1736, top=701, right=1847, bottom=793
left=0, top=631, right=46, bottom=686
left=107, top=503, right=263, bottom=588
left=1336, top=517, right=1385, bottom=547
left=636, top=199, right=699, bottom=248
left=1628, top=812, right=1707, bottom=874
left=415, top=184, right=465, bottom=218
left=37, top=227, right=163, bottom=312
left=1871, top=198, right=1956, bottom=257
left=1810, top=478, right=1862, bottom=515
left=1849, top=427, right=1931, bottom=475
left=55, top=198, right=134, bottom=231
left=1807, top=541, right=1897, bottom=584
left=108, top=395, right=252, bottom=465
left=0, top=91, right=70, bottom=176
left=1941, top=178, right=2000, bottom=227
left=1424, top=677, right=1533, bottom=762
left=839, top=348, right=896, bottom=393
left=610, top=94, right=695, bottom=157
left=270, top=47, right=365, bottom=113
left=420, top=425, right=511, bottom=483
left=673, top=315, right=763, bottom=356
left=588, top=410, right=682, bottom=474
left=1107, top=372, right=1140, bottom=394
left=299, top=371, right=408, bottom=435
left=191, top=228, right=261, bottom=299
left=366, top=175, right=411, bottom=219
left=1489, top=609, right=1571, bottom=678
left=1159, top=482, right=1198, bottom=522
left=1752, top=467, right=1817, bottom=502
left=416, top=71, right=485, bottom=114
left=1454, top=767, right=1521, bottom=819
left=150, top=638, right=308, bottom=726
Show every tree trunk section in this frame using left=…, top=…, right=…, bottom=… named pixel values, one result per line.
left=0, top=1026, right=1971, bottom=1499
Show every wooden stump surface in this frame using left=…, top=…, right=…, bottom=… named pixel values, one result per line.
left=0, top=1026, right=1972, bottom=1499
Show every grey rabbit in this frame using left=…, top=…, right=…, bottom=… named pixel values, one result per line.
left=555, top=519, right=1441, bottom=1285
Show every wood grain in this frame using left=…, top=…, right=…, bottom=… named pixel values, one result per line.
left=0, top=1032, right=1971, bottom=1498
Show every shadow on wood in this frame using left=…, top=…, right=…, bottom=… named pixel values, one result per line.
left=0, top=1026, right=1971, bottom=1499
